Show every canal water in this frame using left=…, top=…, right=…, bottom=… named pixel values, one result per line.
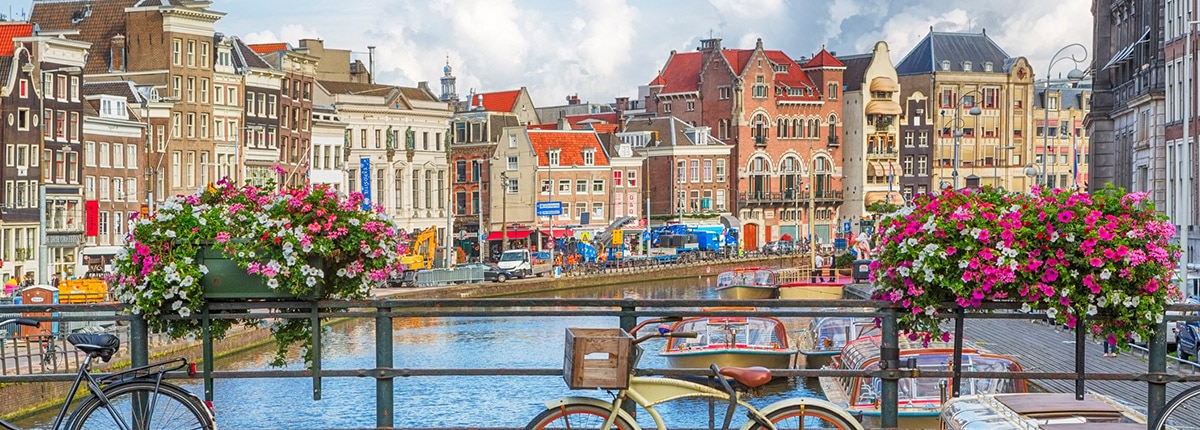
left=15, top=276, right=827, bottom=429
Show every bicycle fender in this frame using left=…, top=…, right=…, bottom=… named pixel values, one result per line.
left=744, top=397, right=863, bottom=430
left=541, top=396, right=640, bottom=429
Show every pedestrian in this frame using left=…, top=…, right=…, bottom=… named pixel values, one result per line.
left=812, top=253, right=825, bottom=282
left=1103, top=340, right=1116, bottom=357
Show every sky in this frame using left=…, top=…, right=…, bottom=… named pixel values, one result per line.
left=2, top=0, right=1093, bottom=108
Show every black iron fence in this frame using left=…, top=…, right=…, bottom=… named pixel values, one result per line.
left=0, top=299, right=1197, bottom=429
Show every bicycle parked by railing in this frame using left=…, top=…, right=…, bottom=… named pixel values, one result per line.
left=0, top=318, right=215, bottom=430
left=1154, top=384, right=1200, bottom=429
left=524, top=316, right=862, bottom=430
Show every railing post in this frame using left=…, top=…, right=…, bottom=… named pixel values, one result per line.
left=311, top=302, right=322, bottom=401
left=1075, top=317, right=1086, bottom=400
left=202, top=307, right=214, bottom=401
left=1147, top=317, right=1168, bottom=426
left=619, top=299, right=637, bottom=418
left=376, top=305, right=394, bottom=428
left=951, top=307, right=964, bottom=397
left=130, top=312, right=148, bottom=369
left=880, top=306, right=899, bottom=429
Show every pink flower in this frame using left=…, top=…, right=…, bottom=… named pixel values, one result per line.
left=1089, top=257, right=1103, bottom=268
left=1057, top=211, right=1075, bottom=223
left=946, top=246, right=957, bottom=256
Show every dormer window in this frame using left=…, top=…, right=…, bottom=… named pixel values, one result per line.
left=963, top=61, right=972, bottom=72
left=984, top=62, right=994, bottom=72
left=583, top=149, right=595, bottom=166
left=549, top=150, right=561, bottom=167
left=941, top=60, right=951, bottom=71
left=773, top=64, right=787, bottom=73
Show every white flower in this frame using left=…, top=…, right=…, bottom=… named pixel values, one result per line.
left=1100, top=269, right=1112, bottom=280
left=198, top=264, right=209, bottom=275
left=179, top=307, right=191, bottom=318
left=959, top=260, right=970, bottom=269
left=1065, top=233, right=1076, bottom=242
left=1046, top=308, right=1059, bottom=319
left=1087, top=304, right=1098, bottom=316
left=171, top=300, right=182, bottom=310
left=1020, top=303, right=1032, bottom=313
left=1097, top=296, right=1108, bottom=307
left=267, top=278, right=279, bottom=290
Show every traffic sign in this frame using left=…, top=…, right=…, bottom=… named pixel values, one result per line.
left=612, top=230, right=624, bottom=246
left=843, top=221, right=852, bottom=233
left=536, top=201, right=563, bottom=216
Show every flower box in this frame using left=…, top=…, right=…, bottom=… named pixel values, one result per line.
left=197, top=245, right=322, bottom=301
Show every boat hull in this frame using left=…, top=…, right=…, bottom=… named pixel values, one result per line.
left=818, top=375, right=942, bottom=429
left=778, top=283, right=843, bottom=300
left=715, top=285, right=778, bottom=299
left=662, top=348, right=795, bottom=370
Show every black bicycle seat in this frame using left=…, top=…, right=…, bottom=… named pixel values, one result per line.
left=67, top=333, right=120, bottom=361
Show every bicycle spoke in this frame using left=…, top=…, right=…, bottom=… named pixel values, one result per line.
left=1159, top=386, right=1200, bottom=430
left=70, top=384, right=209, bottom=430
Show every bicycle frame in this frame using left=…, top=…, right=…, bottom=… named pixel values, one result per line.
left=548, top=375, right=774, bottom=430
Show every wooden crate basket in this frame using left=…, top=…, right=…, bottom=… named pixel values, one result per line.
left=563, top=328, right=633, bottom=389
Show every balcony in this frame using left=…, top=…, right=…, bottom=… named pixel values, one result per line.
left=828, top=135, right=839, bottom=146
left=738, top=190, right=844, bottom=206
left=866, top=146, right=898, bottom=159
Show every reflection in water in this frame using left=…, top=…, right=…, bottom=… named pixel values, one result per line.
left=14, top=276, right=826, bottom=429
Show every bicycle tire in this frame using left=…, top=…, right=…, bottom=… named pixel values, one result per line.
left=524, top=403, right=635, bottom=430
left=1154, top=384, right=1200, bottom=430
left=66, top=381, right=214, bottom=430
left=749, top=403, right=862, bottom=430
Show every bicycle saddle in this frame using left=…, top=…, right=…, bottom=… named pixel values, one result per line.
left=718, top=366, right=772, bottom=388
left=68, top=333, right=120, bottom=362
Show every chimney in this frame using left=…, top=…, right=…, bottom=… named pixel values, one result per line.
left=557, top=111, right=569, bottom=130
left=367, top=45, right=376, bottom=84
left=614, top=97, right=629, bottom=132
left=109, top=33, right=126, bottom=72
left=567, top=94, right=580, bottom=105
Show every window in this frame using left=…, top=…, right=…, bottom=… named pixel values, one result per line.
left=127, top=144, right=137, bottom=169
left=690, top=159, right=700, bottom=182
left=575, top=179, right=587, bottom=194
left=67, top=152, right=77, bottom=183
left=267, top=95, right=277, bottom=117
left=592, top=203, right=604, bottom=220
left=186, top=113, right=195, bottom=138
left=982, top=87, right=999, bottom=109
left=917, top=156, right=928, bottom=176
left=112, top=143, right=124, bottom=168
left=677, top=160, right=686, bottom=183
left=214, top=84, right=223, bottom=105
left=16, top=108, right=28, bottom=130
left=200, top=42, right=210, bottom=68
left=582, top=150, right=594, bottom=166
left=171, top=75, right=182, bottom=100
left=541, top=179, right=551, bottom=194
left=715, top=159, right=726, bottom=182
left=18, top=79, right=26, bottom=98
left=257, top=93, right=266, bottom=117
left=99, top=176, right=110, bottom=202
left=508, top=134, right=518, bottom=148
left=126, top=178, right=137, bottom=202
left=228, top=87, right=238, bottom=106
left=99, top=142, right=110, bottom=168
left=200, top=114, right=209, bottom=139
left=592, top=180, right=604, bottom=193
left=686, top=100, right=695, bottom=111
left=98, top=211, right=109, bottom=236
left=903, top=156, right=914, bottom=176
left=506, top=177, right=519, bottom=193
left=41, top=149, right=51, bottom=181
left=613, top=170, right=623, bottom=187
left=186, top=151, right=196, bottom=187
left=43, top=108, right=51, bottom=138
left=548, top=151, right=561, bottom=167
left=507, top=156, right=518, bottom=170
left=172, top=38, right=182, bottom=65
left=186, top=40, right=196, bottom=67
left=56, top=110, right=66, bottom=139
left=828, top=82, right=838, bottom=100
left=84, top=176, right=94, bottom=199
left=186, top=77, right=195, bottom=102
left=627, top=170, right=637, bottom=187
left=719, top=86, right=731, bottom=99
left=940, top=88, right=957, bottom=108
left=84, top=142, right=95, bottom=167
left=663, top=102, right=672, bottom=113
left=753, top=75, right=767, bottom=98
left=70, top=76, right=79, bottom=101
left=171, top=151, right=181, bottom=187
left=559, top=180, right=571, bottom=194
left=69, top=112, right=79, bottom=141
left=200, top=78, right=209, bottom=103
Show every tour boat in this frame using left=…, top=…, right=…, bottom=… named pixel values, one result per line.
left=796, top=314, right=877, bottom=369
left=660, top=307, right=797, bottom=371
left=714, top=268, right=778, bottom=299
left=818, top=334, right=1027, bottom=429
left=941, top=392, right=1148, bottom=429
left=775, top=267, right=844, bottom=300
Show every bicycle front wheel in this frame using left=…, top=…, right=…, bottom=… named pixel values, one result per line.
left=66, top=381, right=213, bottom=430
left=1155, top=385, right=1200, bottom=430
left=524, top=403, right=635, bottom=430
left=750, top=403, right=862, bottom=430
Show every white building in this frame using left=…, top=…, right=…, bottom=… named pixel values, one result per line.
left=309, top=104, right=346, bottom=188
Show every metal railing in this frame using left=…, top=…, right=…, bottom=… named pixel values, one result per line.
left=0, top=299, right=1196, bottom=429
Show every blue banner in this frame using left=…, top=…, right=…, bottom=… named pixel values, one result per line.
left=360, top=158, right=371, bottom=210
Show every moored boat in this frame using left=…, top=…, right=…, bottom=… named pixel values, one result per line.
left=796, top=314, right=877, bottom=369
left=941, top=392, right=1147, bottom=429
left=714, top=268, right=778, bottom=299
left=660, top=307, right=797, bottom=371
left=818, top=334, right=1027, bottom=429
left=775, top=268, right=843, bottom=300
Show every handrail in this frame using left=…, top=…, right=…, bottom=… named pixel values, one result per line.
left=1, top=299, right=1199, bottom=429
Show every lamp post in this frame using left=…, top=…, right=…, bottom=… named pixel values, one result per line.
left=475, top=159, right=484, bottom=263
left=995, top=145, right=1016, bottom=188
left=499, top=171, right=509, bottom=254
left=546, top=150, right=554, bottom=270
left=1040, top=43, right=1088, bottom=187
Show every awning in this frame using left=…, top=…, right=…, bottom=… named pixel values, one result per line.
left=865, top=191, right=904, bottom=205
left=865, top=100, right=903, bottom=115
left=867, top=162, right=880, bottom=176
left=869, top=77, right=899, bottom=92
left=545, top=229, right=571, bottom=238
left=1102, top=26, right=1150, bottom=70
left=485, top=230, right=534, bottom=240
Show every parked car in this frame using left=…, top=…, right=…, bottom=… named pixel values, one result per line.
left=1175, top=313, right=1200, bottom=361
left=762, top=240, right=795, bottom=255
left=455, top=263, right=514, bottom=283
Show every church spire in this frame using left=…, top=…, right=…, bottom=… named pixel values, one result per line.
left=440, top=53, right=458, bottom=104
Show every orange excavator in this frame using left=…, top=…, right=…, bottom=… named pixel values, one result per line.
left=397, top=226, right=437, bottom=286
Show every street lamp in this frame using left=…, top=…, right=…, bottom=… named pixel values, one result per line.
left=1040, top=43, right=1088, bottom=188
left=995, top=145, right=1016, bottom=188
left=499, top=171, right=510, bottom=253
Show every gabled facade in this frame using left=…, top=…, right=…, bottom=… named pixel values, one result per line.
left=839, top=41, right=903, bottom=224
left=210, top=34, right=243, bottom=184
left=0, top=23, right=43, bottom=283
left=82, top=81, right=146, bottom=250
left=309, top=104, right=345, bottom=189
left=449, top=108, right=520, bottom=261
left=618, top=117, right=730, bottom=223
left=895, top=29, right=1036, bottom=194
left=250, top=41, right=318, bottom=188
left=31, top=0, right=226, bottom=203
left=230, top=36, right=281, bottom=187
left=1033, top=81, right=1092, bottom=190
left=645, top=38, right=844, bottom=251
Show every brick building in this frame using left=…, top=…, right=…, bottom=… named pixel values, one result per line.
left=249, top=42, right=318, bottom=188
left=645, top=38, right=844, bottom=250
left=31, top=0, right=226, bottom=203
left=0, top=23, right=42, bottom=283
left=618, top=117, right=729, bottom=223
left=230, top=37, right=281, bottom=187
left=81, top=82, right=146, bottom=249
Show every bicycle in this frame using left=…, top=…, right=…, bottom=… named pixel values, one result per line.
left=39, top=333, right=59, bottom=370
left=1153, top=384, right=1200, bottom=429
left=525, top=317, right=863, bottom=430
left=0, top=318, right=215, bottom=430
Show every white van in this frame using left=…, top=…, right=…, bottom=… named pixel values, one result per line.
left=495, top=249, right=550, bottom=279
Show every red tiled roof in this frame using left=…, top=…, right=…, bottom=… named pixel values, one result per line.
left=654, top=51, right=702, bottom=94
left=527, top=130, right=609, bottom=167
left=248, top=42, right=288, bottom=55
left=649, top=72, right=666, bottom=86
left=565, top=112, right=617, bottom=126
left=0, top=23, right=33, bottom=56
left=765, top=50, right=819, bottom=101
left=527, top=123, right=558, bottom=130
left=469, top=89, right=521, bottom=112
left=803, top=47, right=845, bottom=68
left=722, top=49, right=755, bottom=75
left=588, top=123, right=619, bottom=134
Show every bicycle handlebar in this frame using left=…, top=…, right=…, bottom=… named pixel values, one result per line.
left=627, top=316, right=698, bottom=345
left=0, top=318, right=40, bottom=328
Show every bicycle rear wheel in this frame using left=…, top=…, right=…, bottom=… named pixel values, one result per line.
left=1155, top=385, right=1200, bottom=430
left=524, top=403, right=635, bottom=430
left=66, top=381, right=213, bottom=430
left=751, top=403, right=862, bottom=430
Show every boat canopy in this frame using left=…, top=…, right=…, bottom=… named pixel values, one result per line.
left=669, top=316, right=788, bottom=349
left=716, top=269, right=777, bottom=287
